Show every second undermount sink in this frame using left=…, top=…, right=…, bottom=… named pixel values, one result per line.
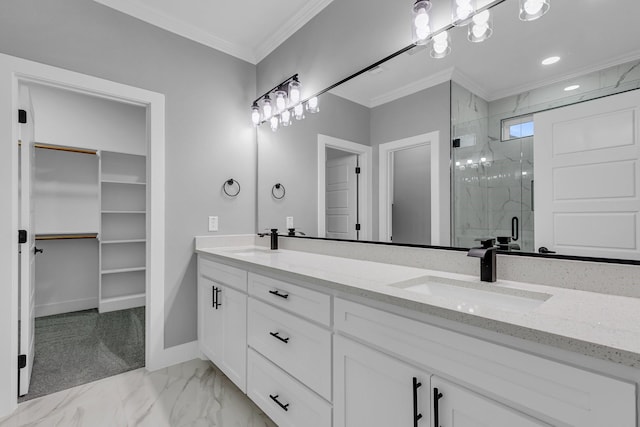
left=390, top=275, right=551, bottom=313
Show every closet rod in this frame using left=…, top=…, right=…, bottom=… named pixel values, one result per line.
left=35, top=233, right=98, bottom=241
left=34, top=144, right=97, bottom=155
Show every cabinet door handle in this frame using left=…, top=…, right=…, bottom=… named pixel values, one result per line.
left=433, top=387, right=443, bottom=427
left=268, top=289, right=289, bottom=299
left=269, top=331, right=290, bottom=344
left=413, top=377, right=423, bottom=426
left=269, top=394, right=289, bottom=411
left=212, top=286, right=222, bottom=309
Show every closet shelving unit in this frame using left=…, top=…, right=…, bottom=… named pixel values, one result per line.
left=99, top=151, right=147, bottom=313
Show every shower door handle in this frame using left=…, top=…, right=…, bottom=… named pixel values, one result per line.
left=511, top=217, right=519, bottom=242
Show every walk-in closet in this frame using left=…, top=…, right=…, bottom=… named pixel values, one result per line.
left=18, top=82, right=148, bottom=400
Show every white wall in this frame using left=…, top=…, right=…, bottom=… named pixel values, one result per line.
left=0, top=0, right=257, bottom=350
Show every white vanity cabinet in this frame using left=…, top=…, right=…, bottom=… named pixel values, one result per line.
left=197, top=257, right=248, bottom=392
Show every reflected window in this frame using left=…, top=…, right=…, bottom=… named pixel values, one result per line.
left=501, top=115, right=534, bottom=141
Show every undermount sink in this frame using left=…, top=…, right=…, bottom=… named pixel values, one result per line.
left=391, top=275, right=551, bottom=313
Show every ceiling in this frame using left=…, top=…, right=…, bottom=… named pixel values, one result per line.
left=93, top=0, right=335, bottom=64
left=331, top=0, right=640, bottom=106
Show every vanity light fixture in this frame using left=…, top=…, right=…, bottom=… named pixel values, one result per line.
left=468, top=9, right=493, bottom=42
left=564, top=84, right=580, bottom=91
left=452, top=0, right=475, bottom=26
left=519, top=0, right=550, bottom=21
left=541, top=55, right=560, bottom=65
left=412, top=0, right=432, bottom=44
left=250, top=74, right=318, bottom=132
left=431, top=31, right=451, bottom=58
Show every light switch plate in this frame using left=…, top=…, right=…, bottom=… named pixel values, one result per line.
left=286, top=216, right=294, bottom=229
left=208, top=216, right=218, bottom=232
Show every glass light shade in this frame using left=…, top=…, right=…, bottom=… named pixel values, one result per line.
left=412, top=0, right=432, bottom=45
left=430, top=31, right=451, bottom=59
left=519, top=0, right=549, bottom=21
left=294, top=103, right=305, bottom=120
left=306, top=97, right=319, bottom=114
left=288, top=80, right=301, bottom=106
left=468, top=10, right=493, bottom=42
left=262, top=96, right=273, bottom=119
left=281, top=110, right=292, bottom=127
left=451, top=0, right=475, bottom=26
left=251, top=105, right=261, bottom=126
left=270, top=115, right=279, bottom=132
left=275, top=90, right=287, bottom=113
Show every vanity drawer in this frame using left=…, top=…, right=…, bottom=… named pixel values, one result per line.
left=248, top=272, right=331, bottom=326
left=198, top=256, right=247, bottom=292
left=248, top=298, right=332, bottom=400
left=247, top=349, right=332, bottom=427
left=334, top=298, right=636, bottom=427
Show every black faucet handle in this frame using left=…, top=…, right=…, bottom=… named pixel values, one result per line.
left=480, top=238, right=496, bottom=249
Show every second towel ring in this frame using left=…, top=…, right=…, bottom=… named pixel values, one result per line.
left=223, top=178, right=241, bottom=197
left=272, top=183, right=286, bottom=200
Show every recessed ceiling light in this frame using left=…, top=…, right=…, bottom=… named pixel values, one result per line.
left=541, top=56, right=560, bottom=65
left=564, top=84, right=580, bottom=91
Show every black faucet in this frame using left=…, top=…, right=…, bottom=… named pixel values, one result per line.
left=467, top=238, right=497, bottom=282
left=287, top=228, right=306, bottom=236
left=258, top=228, right=279, bottom=250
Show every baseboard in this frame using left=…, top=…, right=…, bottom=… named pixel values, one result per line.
left=35, top=298, right=98, bottom=318
left=147, top=340, right=200, bottom=371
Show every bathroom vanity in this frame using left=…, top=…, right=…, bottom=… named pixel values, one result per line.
left=195, top=237, right=639, bottom=427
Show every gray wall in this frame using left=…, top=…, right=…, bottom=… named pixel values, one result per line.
left=258, top=93, right=370, bottom=235
left=0, top=0, right=257, bottom=348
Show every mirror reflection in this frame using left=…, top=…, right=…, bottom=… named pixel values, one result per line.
left=258, top=0, right=640, bottom=260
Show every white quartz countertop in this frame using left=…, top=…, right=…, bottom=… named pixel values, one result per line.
left=196, top=245, right=640, bottom=368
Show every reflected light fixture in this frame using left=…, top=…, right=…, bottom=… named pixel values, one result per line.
left=519, top=0, right=550, bottom=21
left=250, top=74, right=319, bottom=132
left=431, top=31, right=451, bottom=58
left=468, top=9, right=493, bottom=42
left=452, top=0, right=475, bottom=26
left=412, top=0, right=432, bottom=44
left=541, top=55, right=560, bottom=65
left=564, top=84, right=580, bottom=91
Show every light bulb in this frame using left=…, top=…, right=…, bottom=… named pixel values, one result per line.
left=416, top=25, right=431, bottom=41
left=473, top=10, right=490, bottom=24
left=262, top=96, right=272, bottom=119
left=414, top=10, right=430, bottom=29
left=307, top=96, right=319, bottom=113
left=472, top=23, right=488, bottom=38
left=467, top=159, right=473, bottom=164
left=480, top=157, right=487, bottom=162
left=455, top=161, right=461, bottom=166
left=524, top=0, right=544, bottom=15
left=430, top=31, right=451, bottom=58
left=251, top=105, right=260, bottom=126
left=294, top=103, right=305, bottom=120
left=281, top=109, right=291, bottom=127
left=412, top=0, right=432, bottom=44
left=452, top=0, right=475, bottom=26
left=468, top=10, right=492, bottom=42
left=288, top=80, right=301, bottom=105
left=519, top=0, right=549, bottom=21
left=270, top=115, right=279, bottom=132
left=275, top=90, right=287, bottom=113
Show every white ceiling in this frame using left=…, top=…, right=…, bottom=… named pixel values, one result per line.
left=93, top=0, right=335, bottom=64
left=331, top=0, right=640, bottom=106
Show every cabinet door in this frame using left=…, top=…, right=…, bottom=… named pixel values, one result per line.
left=198, top=276, right=247, bottom=392
left=334, top=335, right=431, bottom=427
left=432, top=377, right=548, bottom=427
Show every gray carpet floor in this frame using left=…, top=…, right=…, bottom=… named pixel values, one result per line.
left=19, top=307, right=145, bottom=402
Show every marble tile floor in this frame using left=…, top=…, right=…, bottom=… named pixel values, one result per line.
left=0, top=359, right=277, bottom=427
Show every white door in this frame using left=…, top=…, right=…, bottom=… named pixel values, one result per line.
left=534, top=90, right=640, bottom=258
left=18, top=109, right=36, bottom=396
left=325, top=154, right=358, bottom=240
left=432, top=376, right=548, bottom=426
left=333, top=335, right=431, bottom=427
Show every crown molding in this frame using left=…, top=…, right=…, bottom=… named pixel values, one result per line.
left=254, top=0, right=335, bottom=63
left=93, top=0, right=256, bottom=63
left=486, top=49, right=640, bottom=101
left=450, top=69, right=491, bottom=101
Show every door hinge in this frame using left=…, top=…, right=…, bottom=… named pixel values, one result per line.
left=18, top=354, right=26, bottom=369
left=18, top=230, right=27, bottom=244
left=355, top=223, right=361, bottom=231
left=18, top=109, right=27, bottom=124
left=355, top=167, right=361, bottom=174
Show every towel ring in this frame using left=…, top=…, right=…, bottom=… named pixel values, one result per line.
left=223, top=178, right=241, bottom=197
left=272, top=183, right=286, bottom=200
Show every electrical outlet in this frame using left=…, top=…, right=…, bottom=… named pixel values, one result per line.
left=286, top=216, right=294, bottom=229
left=208, top=216, right=218, bottom=232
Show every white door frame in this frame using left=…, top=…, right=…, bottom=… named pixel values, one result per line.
left=379, top=131, right=449, bottom=245
left=0, top=53, right=169, bottom=418
left=317, top=134, right=372, bottom=240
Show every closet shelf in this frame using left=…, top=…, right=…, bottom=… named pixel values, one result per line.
left=101, top=179, right=146, bottom=186
left=101, top=267, right=146, bottom=275
left=101, top=210, right=146, bottom=214
left=101, top=239, right=147, bottom=245
left=36, top=233, right=98, bottom=240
